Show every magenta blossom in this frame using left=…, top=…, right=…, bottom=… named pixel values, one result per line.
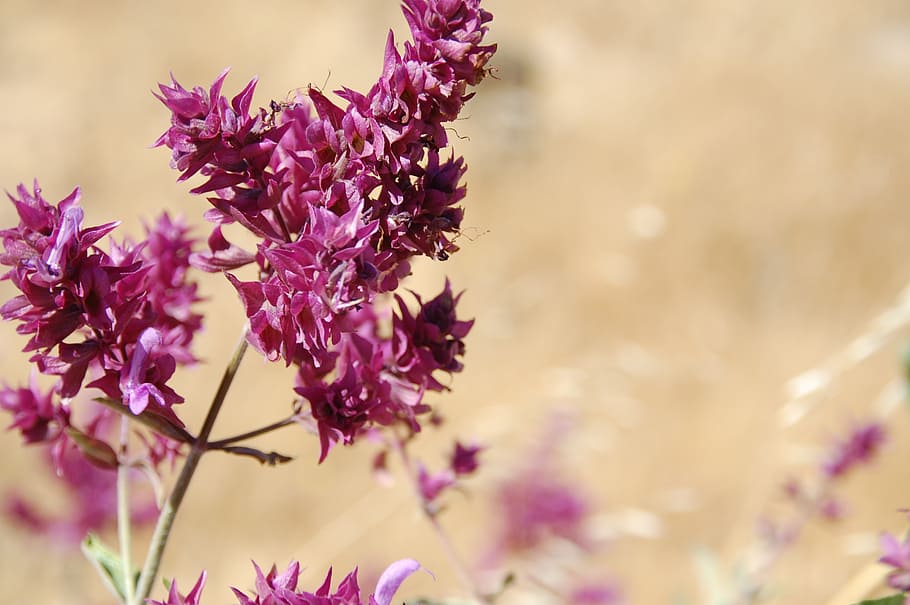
left=0, top=184, right=203, bottom=477
left=154, top=559, right=422, bottom=605
left=149, top=571, right=207, bottom=605
left=485, top=416, right=594, bottom=560
left=150, top=0, right=494, bottom=462
left=294, top=282, right=472, bottom=462
left=0, top=373, right=69, bottom=445
left=569, top=581, right=624, bottom=605
left=417, top=464, right=456, bottom=503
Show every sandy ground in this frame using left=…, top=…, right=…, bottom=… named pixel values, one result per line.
left=2, top=0, right=910, bottom=603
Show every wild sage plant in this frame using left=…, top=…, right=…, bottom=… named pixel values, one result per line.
left=0, top=1, right=496, bottom=603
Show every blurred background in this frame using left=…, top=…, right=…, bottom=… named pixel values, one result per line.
left=2, top=0, right=910, bottom=603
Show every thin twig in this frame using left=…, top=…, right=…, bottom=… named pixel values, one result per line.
left=206, top=415, right=298, bottom=449
left=117, top=416, right=135, bottom=605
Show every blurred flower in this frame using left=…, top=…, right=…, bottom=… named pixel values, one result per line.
left=450, top=440, right=482, bottom=476
left=0, top=373, right=69, bottom=445
left=820, top=421, right=886, bottom=479
left=568, top=580, right=624, bottom=605
left=487, top=416, right=592, bottom=558
left=4, top=424, right=157, bottom=546
left=417, top=463, right=456, bottom=503
left=880, top=531, right=910, bottom=593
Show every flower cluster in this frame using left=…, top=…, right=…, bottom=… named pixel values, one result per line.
left=154, top=0, right=494, bottom=461
left=0, top=183, right=202, bottom=464
left=1, top=2, right=495, bottom=604
left=150, top=559, right=422, bottom=605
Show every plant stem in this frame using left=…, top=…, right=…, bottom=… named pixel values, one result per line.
left=117, top=416, right=135, bottom=605
left=131, top=329, right=249, bottom=605
left=206, top=415, right=298, bottom=449
left=392, top=436, right=489, bottom=604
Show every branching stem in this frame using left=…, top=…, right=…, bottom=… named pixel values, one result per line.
left=391, top=436, right=490, bottom=605
left=131, top=328, right=249, bottom=605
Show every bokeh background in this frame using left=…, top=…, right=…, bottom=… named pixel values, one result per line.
left=2, top=0, right=910, bottom=603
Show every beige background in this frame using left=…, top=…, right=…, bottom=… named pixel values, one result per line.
left=2, top=0, right=910, bottom=603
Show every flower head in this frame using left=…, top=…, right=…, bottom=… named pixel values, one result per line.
left=152, top=0, right=493, bottom=462
left=226, top=559, right=422, bottom=605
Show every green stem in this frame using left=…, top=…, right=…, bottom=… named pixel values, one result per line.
left=117, top=417, right=135, bottom=605
left=131, top=329, right=249, bottom=605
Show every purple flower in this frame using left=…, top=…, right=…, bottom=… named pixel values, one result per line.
left=156, top=0, right=496, bottom=276
left=0, top=373, right=68, bottom=445
left=392, top=280, right=474, bottom=391
left=154, top=70, right=288, bottom=219
left=401, top=0, right=496, bottom=86
left=1, top=184, right=203, bottom=475
left=568, top=581, right=624, bottom=605
left=297, top=364, right=377, bottom=462
left=880, top=531, right=910, bottom=592
left=1, top=183, right=118, bottom=358
left=417, top=464, right=456, bottom=502
left=227, top=559, right=422, bottom=605
left=293, top=281, right=472, bottom=462
left=117, top=328, right=180, bottom=415
left=451, top=440, right=482, bottom=476
left=494, top=469, right=591, bottom=554
left=141, top=212, right=204, bottom=365
left=152, top=0, right=493, bottom=462
left=485, top=416, right=593, bottom=559
left=149, top=571, right=207, bottom=605
left=821, top=421, right=886, bottom=478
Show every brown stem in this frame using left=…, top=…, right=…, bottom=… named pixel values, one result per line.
left=206, top=415, right=299, bottom=449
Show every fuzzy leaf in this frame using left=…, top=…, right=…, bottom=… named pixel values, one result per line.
left=94, top=396, right=195, bottom=443
left=81, top=533, right=138, bottom=603
left=65, top=427, right=119, bottom=470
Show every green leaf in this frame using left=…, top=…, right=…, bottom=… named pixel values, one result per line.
left=94, top=396, right=196, bottom=443
left=852, top=594, right=905, bottom=605
left=81, top=533, right=138, bottom=604
left=66, top=427, right=119, bottom=470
